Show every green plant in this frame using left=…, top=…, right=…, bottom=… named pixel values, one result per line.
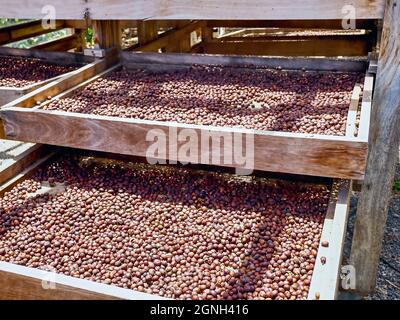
left=393, top=180, right=400, bottom=192
left=86, top=27, right=94, bottom=47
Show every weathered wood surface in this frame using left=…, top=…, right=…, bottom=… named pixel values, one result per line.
left=206, top=19, right=377, bottom=29
left=357, top=74, right=375, bottom=140
left=134, top=21, right=205, bottom=52
left=0, top=20, right=65, bottom=45
left=308, top=180, right=351, bottom=300
left=0, top=141, right=44, bottom=185
left=0, top=47, right=95, bottom=65
left=350, top=0, right=400, bottom=295
left=345, top=86, right=361, bottom=137
left=0, top=152, right=55, bottom=196
left=0, top=108, right=368, bottom=179
left=121, top=51, right=367, bottom=72
left=0, top=261, right=163, bottom=300
left=30, top=33, right=79, bottom=52
left=93, top=20, right=121, bottom=49
left=202, top=38, right=369, bottom=57
left=0, top=0, right=385, bottom=19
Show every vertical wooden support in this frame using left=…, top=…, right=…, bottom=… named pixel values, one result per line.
left=74, top=28, right=87, bottom=52
left=92, top=20, right=121, bottom=49
left=176, top=20, right=191, bottom=52
left=201, top=25, right=213, bottom=43
left=350, top=0, right=400, bottom=295
left=137, top=20, right=158, bottom=47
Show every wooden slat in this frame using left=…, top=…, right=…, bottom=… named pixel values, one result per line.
left=30, top=33, right=78, bottom=51
left=134, top=21, right=205, bottom=52
left=0, top=20, right=65, bottom=45
left=345, top=85, right=362, bottom=137
left=357, top=73, right=374, bottom=140
left=206, top=19, right=377, bottom=29
left=0, top=142, right=44, bottom=185
left=93, top=20, right=121, bottom=49
left=121, top=51, right=367, bottom=72
left=0, top=151, right=55, bottom=196
left=308, top=180, right=351, bottom=300
left=0, top=261, right=164, bottom=300
left=0, top=108, right=368, bottom=179
left=202, top=38, right=370, bottom=57
left=0, top=47, right=95, bottom=65
left=0, top=0, right=385, bottom=19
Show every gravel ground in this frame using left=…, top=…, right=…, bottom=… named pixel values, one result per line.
left=343, top=165, right=400, bottom=300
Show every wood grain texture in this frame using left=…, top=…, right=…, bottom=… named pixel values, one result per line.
left=350, top=0, right=400, bottom=295
left=202, top=38, right=369, bottom=57
left=206, top=19, right=377, bottom=29
left=308, top=180, right=351, bottom=300
left=0, top=261, right=163, bottom=300
left=0, top=143, right=44, bottom=185
left=358, top=74, right=374, bottom=140
left=345, top=85, right=361, bottom=137
left=93, top=20, right=121, bottom=49
left=30, top=33, right=79, bottom=52
left=0, top=152, right=55, bottom=196
left=0, top=0, right=385, bottom=19
left=1, top=108, right=368, bottom=179
left=0, top=20, right=65, bottom=45
left=121, top=51, right=368, bottom=72
left=134, top=21, right=205, bottom=52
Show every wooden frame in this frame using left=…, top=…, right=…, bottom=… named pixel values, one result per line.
left=1, top=52, right=372, bottom=180
left=0, top=47, right=96, bottom=106
left=0, top=20, right=65, bottom=45
left=0, top=0, right=385, bottom=20
left=0, top=147, right=349, bottom=300
left=307, top=180, right=351, bottom=300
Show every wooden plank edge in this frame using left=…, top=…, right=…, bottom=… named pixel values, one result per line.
left=0, top=143, right=44, bottom=185
left=345, top=85, right=362, bottom=137
left=0, top=107, right=368, bottom=180
left=307, top=180, right=351, bottom=300
left=120, top=51, right=368, bottom=72
left=357, top=73, right=375, bottom=141
left=0, top=151, right=57, bottom=196
left=0, top=261, right=165, bottom=300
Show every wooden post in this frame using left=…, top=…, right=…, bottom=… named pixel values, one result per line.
left=92, top=20, right=121, bottom=49
left=350, top=0, right=400, bottom=295
left=137, top=20, right=158, bottom=47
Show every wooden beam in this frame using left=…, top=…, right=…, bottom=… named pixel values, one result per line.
left=92, top=20, right=121, bottom=49
left=345, top=86, right=362, bottom=137
left=120, top=51, right=367, bottom=72
left=0, top=152, right=55, bottom=196
left=357, top=74, right=375, bottom=140
left=308, top=180, right=351, bottom=300
left=134, top=21, right=205, bottom=52
left=0, top=20, right=65, bottom=45
left=0, top=261, right=163, bottom=300
left=0, top=143, right=45, bottom=185
left=0, top=1, right=385, bottom=20
left=30, top=33, right=79, bottom=51
left=137, top=20, right=158, bottom=47
left=203, top=38, right=370, bottom=57
left=1, top=108, right=368, bottom=180
left=206, top=19, right=377, bottom=29
left=350, top=0, right=400, bottom=295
